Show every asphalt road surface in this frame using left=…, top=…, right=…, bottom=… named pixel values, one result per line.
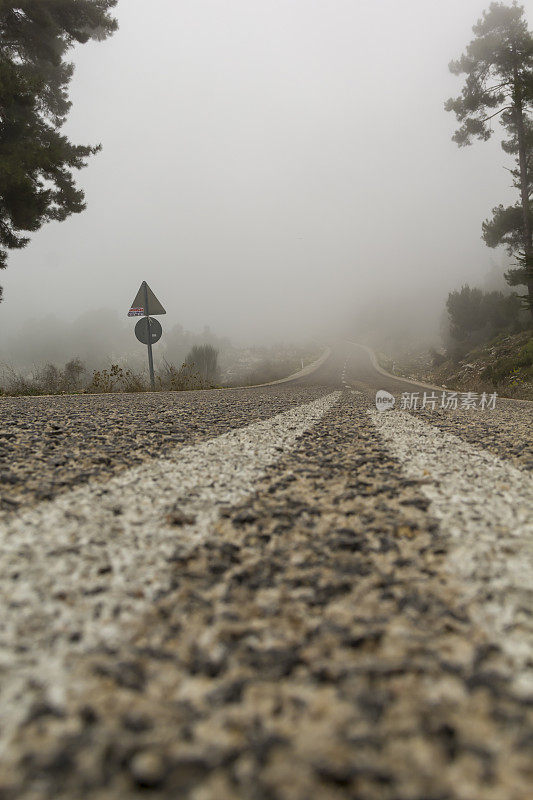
left=0, top=342, right=531, bottom=800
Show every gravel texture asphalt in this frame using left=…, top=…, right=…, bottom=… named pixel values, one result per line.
left=0, top=386, right=330, bottom=514
left=0, top=343, right=531, bottom=800
left=342, top=343, right=533, bottom=472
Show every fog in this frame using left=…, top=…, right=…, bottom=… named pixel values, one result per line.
left=0, top=0, right=518, bottom=367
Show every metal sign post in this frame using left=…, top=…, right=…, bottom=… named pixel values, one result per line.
left=144, top=282, right=155, bottom=390
left=128, top=281, right=166, bottom=391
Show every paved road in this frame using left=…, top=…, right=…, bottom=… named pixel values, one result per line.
left=0, top=342, right=531, bottom=799
left=292, top=341, right=436, bottom=393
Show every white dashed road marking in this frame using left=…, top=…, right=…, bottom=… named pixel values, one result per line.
left=342, top=359, right=349, bottom=388
left=371, top=408, right=533, bottom=695
left=0, top=392, right=341, bottom=756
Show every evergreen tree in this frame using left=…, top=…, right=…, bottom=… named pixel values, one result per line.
left=445, top=2, right=533, bottom=314
left=446, top=284, right=522, bottom=340
left=0, top=0, right=118, bottom=300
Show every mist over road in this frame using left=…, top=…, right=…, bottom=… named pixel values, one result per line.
left=0, top=342, right=532, bottom=799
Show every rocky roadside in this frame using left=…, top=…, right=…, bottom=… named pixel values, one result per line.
left=1, top=393, right=531, bottom=800
left=380, top=332, right=533, bottom=402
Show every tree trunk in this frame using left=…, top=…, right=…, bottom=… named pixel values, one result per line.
left=513, top=59, right=533, bottom=318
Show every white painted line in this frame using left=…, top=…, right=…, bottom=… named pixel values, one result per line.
left=246, top=346, right=332, bottom=387
left=0, top=392, right=341, bottom=755
left=370, top=408, right=533, bottom=695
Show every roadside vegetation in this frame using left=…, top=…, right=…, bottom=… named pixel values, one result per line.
left=0, top=343, right=323, bottom=395
left=382, top=329, right=533, bottom=401
left=0, top=360, right=213, bottom=396
left=437, top=331, right=533, bottom=397
left=445, top=2, right=532, bottom=316
left=436, top=331, right=531, bottom=400
left=0, top=1, right=118, bottom=302
left=381, top=3, right=533, bottom=400
left=0, top=358, right=86, bottom=396
left=0, top=345, right=220, bottom=396
left=378, top=284, right=532, bottom=399
left=434, top=281, right=532, bottom=399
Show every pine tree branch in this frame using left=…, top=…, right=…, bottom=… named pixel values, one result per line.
left=485, top=82, right=512, bottom=93
left=481, top=106, right=514, bottom=122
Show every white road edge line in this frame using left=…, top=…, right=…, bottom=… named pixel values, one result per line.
left=0, top=391, right=341, bottom=756
left=370, top=408, right=533, bottom=695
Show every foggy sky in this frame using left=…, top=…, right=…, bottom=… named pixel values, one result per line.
left=0, top=0, right=519, bottom=356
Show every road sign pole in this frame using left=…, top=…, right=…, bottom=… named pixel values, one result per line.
left=143, top=282, right=156, bottom=391
left=128, top=281, right=165, bottom=388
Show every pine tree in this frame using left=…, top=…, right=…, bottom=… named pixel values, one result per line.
left=0, top=1, right=118, bottom=300
left=445, top=2, right=533, bottom=314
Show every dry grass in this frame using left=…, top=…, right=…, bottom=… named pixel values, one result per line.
left=0, top=359, right=214, bottom=396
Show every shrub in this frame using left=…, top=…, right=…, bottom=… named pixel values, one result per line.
left=62, top=358, right=86, bottom=391
left=481, top=357, right=516, bottom=384
left=158, top=360, right=210, bottom=391
left=0, top=358, right=86, bottom=395
left=516, top=338, right=533, bottom=367
left=446, top=285, right=523, bottom=344
left=185, top=345, right=220, bottom=384
left=87, top=364, right=147, bottom=393
left=480, top=337, right=533, bottom=385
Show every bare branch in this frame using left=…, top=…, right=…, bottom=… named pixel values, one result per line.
left=481, top=106, right=514, bottom=122
left=485, top=82, right=512, bottom=93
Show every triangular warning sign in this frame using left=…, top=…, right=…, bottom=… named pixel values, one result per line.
left=128, top=281, right=166, bottom=317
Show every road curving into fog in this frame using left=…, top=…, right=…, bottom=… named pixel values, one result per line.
left=0, top=341, right=531, bottom=800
